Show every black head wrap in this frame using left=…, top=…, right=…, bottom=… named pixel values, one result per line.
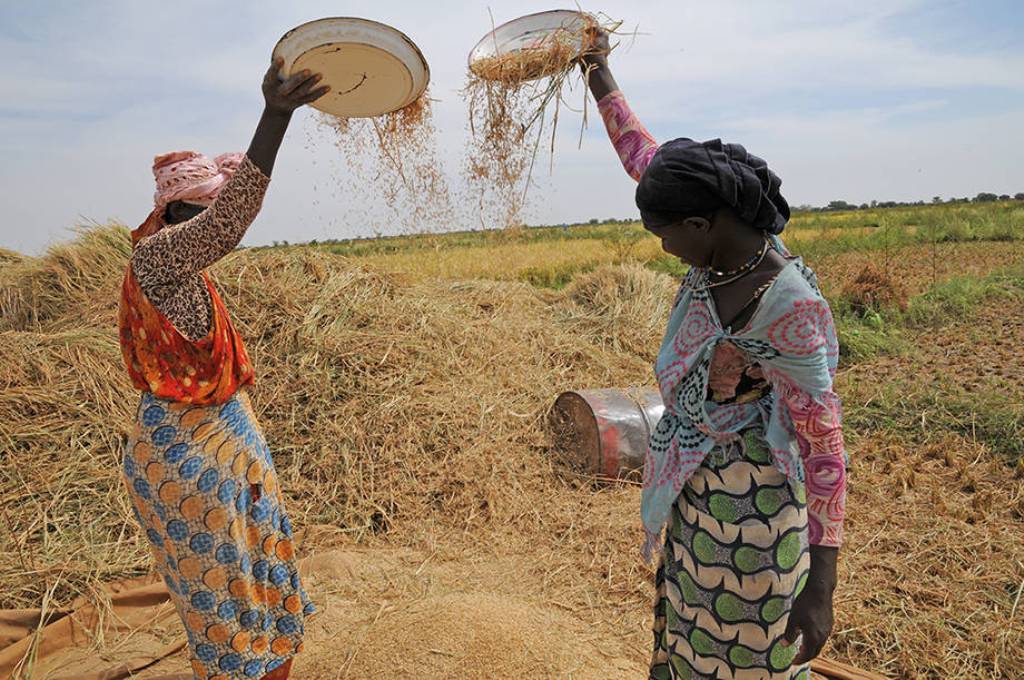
left=635, top=138, right=790, bottom=234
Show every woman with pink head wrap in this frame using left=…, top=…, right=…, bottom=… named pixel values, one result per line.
left=154, top=151, right=245, bottom=209
left=131, top=151, right=247, bottom=244
left=118, top=59, right=328, bottom=680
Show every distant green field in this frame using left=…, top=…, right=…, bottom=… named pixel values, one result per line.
left=266, top=201, right=1023, bottom=286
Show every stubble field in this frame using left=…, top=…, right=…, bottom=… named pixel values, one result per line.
left=1, top=201, right=1022, bottom=678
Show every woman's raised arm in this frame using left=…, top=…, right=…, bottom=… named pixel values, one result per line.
left=581, top=28, right=659, bottom=182
left=133, top=59, right=329, bottom=284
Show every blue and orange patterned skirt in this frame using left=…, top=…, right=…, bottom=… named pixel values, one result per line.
left=122, top=389, right=314, bottom=680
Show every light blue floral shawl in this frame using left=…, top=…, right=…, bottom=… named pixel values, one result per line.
left=641, top=238, right=842, bottom=561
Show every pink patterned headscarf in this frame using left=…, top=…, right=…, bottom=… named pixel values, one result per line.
left=130, top=150, right=245, bottom=247
left=152, top=151, right=245, bottom=210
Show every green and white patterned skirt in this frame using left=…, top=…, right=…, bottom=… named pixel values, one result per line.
left=650, top=429, right=811, bottom=680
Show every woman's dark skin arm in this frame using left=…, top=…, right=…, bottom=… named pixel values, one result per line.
left=164, top=59, right=327, bottom=225
left=136, top=59, right=330, bottom=284
left=248, top=58, right=330, bottom=177
left=579, top=28, right=618, bottom=101
left=786, top=545, right=838, bottom=664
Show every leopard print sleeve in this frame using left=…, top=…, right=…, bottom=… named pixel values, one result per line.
left=132, top=155, right=270, bottom=289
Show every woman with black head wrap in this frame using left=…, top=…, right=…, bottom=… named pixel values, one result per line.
left=580, top=29, right=847, bottom=680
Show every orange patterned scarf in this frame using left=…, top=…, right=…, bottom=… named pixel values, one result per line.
left=119, top=219, right=253, bottom=405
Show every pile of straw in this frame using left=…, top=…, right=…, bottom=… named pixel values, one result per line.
left=561, top=263, right=677, bottom=360
left=841, top=262, right=910, bottom=315
left=0, top=224, right=656, bottom=609
left=469, top=40, right=580, bottom=85
left=2, top=225, right=1022, bottom=677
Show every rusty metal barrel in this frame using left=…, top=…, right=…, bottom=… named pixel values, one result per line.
left=550, top=388, right=665, bottom=482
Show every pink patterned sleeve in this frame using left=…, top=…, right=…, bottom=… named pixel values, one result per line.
left=597, top=90, right=659, bottom=182
left=776, top=383, right=847, bottom=547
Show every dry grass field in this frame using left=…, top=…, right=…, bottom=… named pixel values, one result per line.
left=2, top=201, right=1023, bottom=678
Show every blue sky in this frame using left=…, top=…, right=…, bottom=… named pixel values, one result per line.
left=1, top=0, right=1022, bottom=254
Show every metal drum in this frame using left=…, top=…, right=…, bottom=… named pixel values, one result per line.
left=550, top=388, right=665, bottom=482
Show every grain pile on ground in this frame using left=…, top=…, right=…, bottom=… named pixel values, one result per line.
left=304, top=589, right=642, bottom=679
left=12, top=548, right=643, bottom=679
left=2, top=225, right=1023, bottom=677
left=840, top=262, right=910, bottom=315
